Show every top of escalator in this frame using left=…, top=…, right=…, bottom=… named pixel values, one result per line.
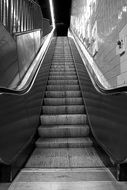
left=38, top=0, right=72, bottom=30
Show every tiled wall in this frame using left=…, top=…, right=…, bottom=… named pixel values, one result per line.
left=70, top=0, right=127, bottom=88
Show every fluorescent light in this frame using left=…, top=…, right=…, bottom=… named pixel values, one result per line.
left=49, top=0, right=55, bottom=29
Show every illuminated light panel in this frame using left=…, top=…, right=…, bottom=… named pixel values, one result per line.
left=123, top=6, right=127, bottom=12
left=118, top=12, right=122, bottom=20
left=49, top=0, right=55, bottom=29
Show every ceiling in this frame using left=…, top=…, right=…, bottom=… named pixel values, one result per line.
left=38, top=0, right=72, bottom=27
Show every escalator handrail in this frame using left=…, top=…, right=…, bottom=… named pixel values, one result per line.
left=70, top=29, right=127, bottom=95
left=0, top=30, right=54, bottom=96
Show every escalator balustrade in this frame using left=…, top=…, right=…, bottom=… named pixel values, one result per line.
left=9, top=37, right=126, bottom=190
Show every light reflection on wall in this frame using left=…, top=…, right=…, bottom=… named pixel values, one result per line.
left=71, top=0, right=97, bottom=47
left=70, top=0, right=127, bottom=88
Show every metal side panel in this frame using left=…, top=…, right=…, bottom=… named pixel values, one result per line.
left=16, top=30, right=41, bottom=79
left=0, top=38, right=56, bottom=181
left=69, top=38, right=127, bottom=165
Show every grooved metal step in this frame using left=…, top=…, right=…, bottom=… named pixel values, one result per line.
left=45, top=91, right=82, bottom=98
left=40, top=114, right=87, bottom=125
left=50, top=68, right=76, bottom=72
left=49, top=76, right=77, bottom=80
left=43, top=97, right=83, bottom=105
left=42, top=105, right=85, bottom=114
left=46, top=85, right=80, bottom=91
left=48, top=80, right=78, bottom=85
left=25, top=147, right=105, bottom=168
left=36, top=137, right=93, bottom=148
left=49, top=72, right=76, bottom=76
left=38, top=125, right=90, bottom=138
left=52, top=59, right=73, bottom=61
left=51, top=64, right=74, bottom=67
left=50, top=66, right=75, bottom=69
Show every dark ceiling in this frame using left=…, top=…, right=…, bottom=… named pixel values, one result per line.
left=38, top=0, right=72, bottom=27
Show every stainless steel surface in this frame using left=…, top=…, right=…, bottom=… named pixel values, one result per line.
left=38, top=125, right=89, bottom=138
left=10, top=168, right=116, bottom=181
left=36, top=137, right=93, bottom=148
left=0, top=0, right=49, bottom=92
left=25, top=147, right=104, bottom=168
left=0, top=23, right=19, bottom=88
left=8, top=168, right=125, bottom=190
left=11, top=168, right=127, bottom=190
left=16, top=30, right=41, bottom=79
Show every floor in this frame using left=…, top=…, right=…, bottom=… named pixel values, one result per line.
left=8, top=168, right=127, bottom=190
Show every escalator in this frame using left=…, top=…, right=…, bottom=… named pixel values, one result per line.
left=26, top=37, right=104, bottom=168
left=8, top=37, right=127, bottom=190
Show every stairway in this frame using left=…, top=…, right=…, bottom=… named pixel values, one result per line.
left=37, top=37, right=92, bottom=149
left=25, top=37, right=104, bottom=168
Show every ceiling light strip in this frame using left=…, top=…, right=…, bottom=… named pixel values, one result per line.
left=49, top=0, right=55, bottom=29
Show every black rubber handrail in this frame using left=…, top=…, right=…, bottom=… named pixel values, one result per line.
left=70, top=29, right=127, bottom=95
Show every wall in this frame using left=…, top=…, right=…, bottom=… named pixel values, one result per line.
left=56, top=23, right=68, bottom=36
left=70, top=0, right=127, bottom=88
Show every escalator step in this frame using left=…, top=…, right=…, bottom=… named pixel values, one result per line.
left=44, top=98, right=83, bottom=105
left=45, top=91, right=82, bottom=98
left=46, top=85, right=80, bottom=91
left=48, top=80, right=78, bottom=85
left=51, top=64, right=75, bottom=67
left=25, top=147, right=104, bottom=168
left=49, top=76, right=77, bottom=80
left=38, top=124, right=89, bottom=138
left=49, top=72, right=76, bottom=76
left=50, top=66, right=75, bottom=68
left=40, top=114, right=87, bottom=125
left=50, top=68, right=76, bottom=72
left=42, top=105, right=85, bottom=114
left=36, top=137, right=93, bottom=148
